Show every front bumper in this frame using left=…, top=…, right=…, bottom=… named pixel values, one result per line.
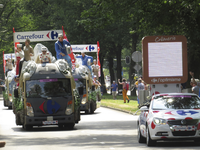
left=25, top=114, right=75, bottom=126
left=80, top=102, right=89, bottom=111
left=149, top=123, right=200, bottom=140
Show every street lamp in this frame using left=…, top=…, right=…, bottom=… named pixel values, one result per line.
left=0, top=4, right=4, bottom=8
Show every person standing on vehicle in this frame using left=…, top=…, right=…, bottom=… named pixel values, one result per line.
left=5, top=57, right=13, bottom=76
left=55, top=33, right=72, bottom=68
left=18, top=38, right=34, bottom=77
left=39, top=47, right=51, bottom=63
left=111, top=81, right=118, bottom=100
left=92, top=59, right=99, bottom=79
left=76, top=52, right=93, bottom=73
left=15, top=44, right=24, bottom=75
left=93, top=75, right=101, bottom=101
left=118, top=78, right=130, bottom=103
left=137, top=78, right=145, bottom=104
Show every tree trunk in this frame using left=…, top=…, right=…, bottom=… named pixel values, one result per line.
left=108, top=55, right=114, bottom=94
left=116, top=44, right=122, bottom=90
left=129, top=33, right=138, bottom=96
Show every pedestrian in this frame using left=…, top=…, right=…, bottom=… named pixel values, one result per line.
left=15, top=44, right=24, bottom=75
left=76, top=52, right=93, bottom=73
left=5, top=57, right=13, bottom=77
left=18, top=38, right=34, bottom=77
left=118, top=78, right=130, bottom=103
left=137, top=78, right=145, bottom=104
left=189, top=71, right=200, bottom=96
left=92, top=59, right=99, bottom=80
left=111, top=81, right=118, bottom=99
left=55, top=33, right=72, bottom=68
left=39, top=47, right=51, bottom=63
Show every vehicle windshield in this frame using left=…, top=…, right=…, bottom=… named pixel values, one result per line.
left=152, top=95, right=200, bottom=110
left=74, top=78, right=86, bottom=94
left=26, top=78, right=72, bottom=98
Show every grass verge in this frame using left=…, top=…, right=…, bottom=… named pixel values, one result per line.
left=100, top=94, right=139, bottom=114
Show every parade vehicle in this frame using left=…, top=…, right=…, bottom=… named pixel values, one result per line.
left=72, top=64, right=97, bottom=114
left=13, top=44, right=81, bottom=130
left=3, top=70, right=16, bottom=109
left=138, top=93, right=200, bottom=146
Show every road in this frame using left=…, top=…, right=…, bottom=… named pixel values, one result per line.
left=0, top=95, right=200, bottom=150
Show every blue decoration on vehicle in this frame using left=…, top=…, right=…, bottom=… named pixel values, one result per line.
left=47, top=100, right=60, bottom=114
left=177, top=110, right=198, bottom=116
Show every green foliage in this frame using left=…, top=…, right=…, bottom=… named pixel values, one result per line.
left=88, top=91, right=96, bottom=102
left=13, top=95, right=23, bottom=111
left=74, top=89, right=81, bottom=111
left=2, top=91, right=8, bottom=101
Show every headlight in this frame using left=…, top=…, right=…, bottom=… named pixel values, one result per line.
left=81, top=97, right=87, bottom=104
left=65, top=100, right=73, bottom=115
left=153, top=118, right=167, bottom=125
left=26, top=102, right=34, bottom=117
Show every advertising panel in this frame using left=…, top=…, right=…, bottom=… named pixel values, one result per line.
left=142, top=35, right=187, bottom=84
left=14, top=30, right=62, bottom=42
left=71, top=45, right=97, bottom=53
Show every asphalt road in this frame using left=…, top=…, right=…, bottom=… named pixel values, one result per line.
left=0, top=95, right=200, bottom=150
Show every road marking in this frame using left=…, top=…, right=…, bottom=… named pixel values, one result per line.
left=100, top=142, right=105, bottom=144
left=93, top=138, right=97, bottom=140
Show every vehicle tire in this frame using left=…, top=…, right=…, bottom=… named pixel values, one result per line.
left=15, top=113, right=21, bottom=125
left=3, top=100, right=6, bottom=107
left=64, top=123, right=75, bottom=130
left=8, top=106, right=12, bottom=109
left=90, top=103, right=94, bottom=114
left=24, top=124, right=33, bottom=131
left=138, top=126, right=146, bottom=143
left=146, top=127, right=156, bottom=146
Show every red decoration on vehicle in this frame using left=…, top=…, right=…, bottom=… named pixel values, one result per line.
left=197, top=123, right=200, bottom=130
left=161, top=136, right=167, bottom=139
left=153, top=111, right=159, bottom=113
left=167, top=118, right=175, bottom=120
left=165, top=111, right=174, bottom=115
left=39, top=101, right=46, bottom=114
left=185, top=117, right=193, bottom=120
left=151, top=121, right=156, bottom=129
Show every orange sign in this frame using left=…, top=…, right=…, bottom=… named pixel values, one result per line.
left=142, top=35, right=187, bottom=84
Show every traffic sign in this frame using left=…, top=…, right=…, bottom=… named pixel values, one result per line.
left=134, top=64, right=141, bottom=71
left=132, top=51, right=142, bottom=62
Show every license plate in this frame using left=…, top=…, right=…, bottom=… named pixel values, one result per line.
left=42, top=120, right=58, bottom=125
left=173, top=125, right=195, bottom=131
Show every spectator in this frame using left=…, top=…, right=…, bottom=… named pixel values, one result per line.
left=118, top=78, right=130, bottom=103
left=5, top=57, right=13, bottom=76
left=192, top=82, right=199, bottom=95
left=55, top=33, right=72, bottom=68
left=111, top=81, right=118, bottom=99
left=137, top=78, right=145, bottom=104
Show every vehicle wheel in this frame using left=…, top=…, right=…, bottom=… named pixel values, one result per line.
left=90, top=103, right=94, bottom=114
left=146, top=127, right=156, bottom=146
left=8, top=106, right=12, bottom=109
left=64, top=123, right=75, bottom=130
left=85, top=107, right=90, bottom=114
left=24, top=124, right=33, bottom=131
left=138, top=126, right=146, bottom=143
left=15, top=113, right=21, bottom=125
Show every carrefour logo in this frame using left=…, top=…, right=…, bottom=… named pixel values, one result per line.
left=39, top=100, right=60, bottom=114
left=17, top=34, right=45, bottom=40
left=86, top=45, right=95, bottom=52
left=46, top=31, right=58, bottom=39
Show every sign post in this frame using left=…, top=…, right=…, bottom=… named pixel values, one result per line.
left=132, top=51, right=142, bottom=75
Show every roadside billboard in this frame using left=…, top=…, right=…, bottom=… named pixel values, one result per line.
left=142, top=35, right=187, bottom=84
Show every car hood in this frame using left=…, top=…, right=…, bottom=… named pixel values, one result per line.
left=150, top=109, right=200, bottom=120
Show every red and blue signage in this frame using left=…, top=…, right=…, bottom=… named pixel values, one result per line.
left=39, top=100, right=60, bottom=114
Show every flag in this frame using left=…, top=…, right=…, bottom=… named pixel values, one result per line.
left=97, top=41, right=101, bottom=77
left=62, top=26, right=75, bottom=69
left=3, top=51, right=6, bottom=75
left=13, top=27, right=20, bottom=75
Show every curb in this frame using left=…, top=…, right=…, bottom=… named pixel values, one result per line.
left=101, top=105, right=139, bottom=115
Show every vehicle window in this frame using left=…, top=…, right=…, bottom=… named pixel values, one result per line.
left=26, top=79, right=72, bottom=98
left=152, top=95, right=200, bottom=110
left=74, top=78, right=86, bottom=94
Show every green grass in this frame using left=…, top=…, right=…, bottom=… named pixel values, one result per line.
left=101, top=93, right=139, bottom=114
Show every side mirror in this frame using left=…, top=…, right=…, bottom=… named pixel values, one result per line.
left=140, top=106, right=149, bottom=111
left=78, top=87, right=83, bottom=95
left=14, top=88, right=19, bottom=98
left=87, top=59, right=91, bottom=66
left=66, top=45, right=71, bottom=54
